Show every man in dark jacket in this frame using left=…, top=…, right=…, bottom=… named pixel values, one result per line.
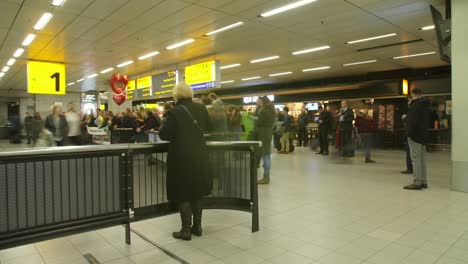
left=404, top=89, right=430, bottom=190
left=339, top=100, right=355, bottom=157
left=159, top=83, right=212, bottom=241
left=297, top=108, right=309, bottom=147
left=355, top=112, right=376, bottom=163
left=280, top=107, right=292, bottom=153
left=24, top=112, right=33, bottom=144
left=317, top=105, right=332, bottom=155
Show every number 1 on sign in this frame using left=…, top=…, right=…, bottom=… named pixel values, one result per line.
left=50, top=72, right=60, bottom=92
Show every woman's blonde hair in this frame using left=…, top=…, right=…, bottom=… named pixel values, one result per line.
left=173, top=82, right=193, bottom=101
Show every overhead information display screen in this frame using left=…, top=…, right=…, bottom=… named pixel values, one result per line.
left=152, top=70, right=179, bottom=96
left=127, top=80, right=136, bottom=91
left=184, top=60, right=221, bottom=90
left=27, top=61, right=66, bottom=95
left=134, top=76, right=152, bottom=98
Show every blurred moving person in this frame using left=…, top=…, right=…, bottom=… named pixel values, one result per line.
left=65, top=103, right=81, bottom=145
left=207, top=93, right=228, bottom=140
left=45, top=105, right=68, bottom=146
left=31, top=112, right=43, bottom=145
left=279, top=107, right=292, bottom=154
left=404, top=89, right=430, bottom=190
left=256, top=97, right=276, bottom=184
left=297, top=108, right=309, bottom=147
left=317, top=105, right=332, bottom=155
left=355, top=111, right=376, bottom=163
left=24, top=112, right=33, bottom=144
left=35, top=121, right=56, bottom=148
left=228, top=106, right=242, bottom=141
left=339, top=100, right=355, bottom=157
left=159, top=83, right=212, bottom=241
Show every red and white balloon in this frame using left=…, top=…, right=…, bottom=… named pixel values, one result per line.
left=110, top=74, right=128, bottom=105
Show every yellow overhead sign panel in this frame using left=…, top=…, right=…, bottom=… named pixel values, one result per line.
left=185, top=60, right=216, bottom=85
left=127, top=80, right=136, bottom=91
left=137, top=76, right=152, bottom=89
left=27, top=61, right=66, bottom=95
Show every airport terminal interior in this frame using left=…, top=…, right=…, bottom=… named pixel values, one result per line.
left=0, top=0, right=467, bottom=263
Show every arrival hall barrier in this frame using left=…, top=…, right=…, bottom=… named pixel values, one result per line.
left=0, top=141, right=260, bottom=250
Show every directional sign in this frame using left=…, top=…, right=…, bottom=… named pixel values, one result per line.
left=27, top=61, right=66, bottom=95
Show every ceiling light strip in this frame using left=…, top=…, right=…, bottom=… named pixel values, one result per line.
left=250, top=56, right=280, bottom=63
left=2, top=67, right=10, bottom=72
left=22, top=34, right=36, bottom=46
left=76, top=79, right=84, bottom=83
left=13, top=48, right=24, bottom=58
left=0, top=72, right=5, bottom=78
left=260, top=0, right=318, bottom=17
left=242, top=76, right=261, bottom=81
left=220, top=63, right=241, bottom=70
left=100, top=68, right=114, bottom=74
left=205, top=22, right=244, bottom=36
left=166, top=39, right=195, bottom=50
left=269, top=72, right=293, bottom=77
left=117, top=61, right=134, bottom=68
left=393, top=51, right=436, bottom=59
left=302, top=66, right=330, bottom=72
left=346, top=33, right=397, bottom=44
left=7, top=59, right=16, bottom=66
left=87, top=73, right=98, bottom=79
left=67, top=82, right=75, bottom=86
left=343, top=60, right=377, bottom=66
left=52, top=0, right=67, bottom=7
left=34, top=13, right=53, bottom=31
left=292, top=45, right=330, bottom=55
left=421, top=25, right=435, bottom=31
left=221, top=80, right=235, bottom=84
left=138, top=51, right=160, bottom=60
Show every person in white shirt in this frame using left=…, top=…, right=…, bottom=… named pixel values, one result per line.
left=66, top=102, right=82, bottom=145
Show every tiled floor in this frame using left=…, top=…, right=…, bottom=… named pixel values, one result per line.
left=1, top=146, right=468, bottom=264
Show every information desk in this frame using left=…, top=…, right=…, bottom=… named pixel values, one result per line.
left=0, top=141, right=261, bottom=250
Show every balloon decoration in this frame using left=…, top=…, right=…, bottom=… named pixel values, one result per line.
left=110, top=74, right=128, bottom=106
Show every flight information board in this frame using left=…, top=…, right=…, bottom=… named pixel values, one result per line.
left=184, top=60, right=220, bottom=90
left=152, top=70, right=179, bottom=96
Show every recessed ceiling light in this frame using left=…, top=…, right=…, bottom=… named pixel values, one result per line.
left=22, top=34, right=36, bottom=46
left=346, top=33, right=397, bottom=44
left=269, top=72, right=293, bottom=77
left=220, top=63, right=241, bottom=70
left=76, top=79, right=84, bottom=83
left=166, top=39, right=195, bottom=50
left=260, top=0, right=318, bottom=17
left=292, top=45, right=330, bottom=55
left=2, top=67, right=10, bottom=72
left=7, top=59, right=16, bottom=66
left=52, top=0, right=67, bottom=7
left=117, top=61, right=134, bottom=68
left=302, top=66, right=330, bottom=72
left=242, top=76, right=261, bottom=81
left=221, top=80, right=235, bottom=84
left=100, top=68, right=114, bottom=74
left=138, top=51, right=160, bottom=60
left=67, top=82, right=75, bottom=86
left=0, top=72, right=5, bottom=78
left=205, top=22, right=244, bottom=36
left=420, top=25, right=435, bottom=31
left=393, top=51, right=436, bottom=59
left=33, top=13, right=53, bottom=31
left=87, top=73, right=98, bottom=79
left=343, top=60, right=377, bottom=66
left=250, top=56, right=280, bottom=63
left=13, top=48, right=24, bottom=58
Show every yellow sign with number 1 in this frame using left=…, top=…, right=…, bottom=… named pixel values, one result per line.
left=27, top=61, right=66, bottom=95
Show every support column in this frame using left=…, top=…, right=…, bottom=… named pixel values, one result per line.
left=451, top=0, right=468, bottom=192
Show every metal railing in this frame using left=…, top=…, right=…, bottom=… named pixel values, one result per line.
left=0, top=141, right=260, bottom=250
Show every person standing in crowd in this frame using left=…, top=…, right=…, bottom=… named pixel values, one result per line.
left=121, top=108, right=136, bottom=128
left=401, top=114, right=413, bottom=174
left=24, top=112, right=33, bottom=144
left=159, top=83, right=212, bottom=241
left=279, top=107, right=292, bottom=154
left=404, top=89, right=430, bottom=190
left=44, top=104, right=68, bottom=146
left=228, top=106, right=242, bottom=141
left=143, top=109, right=160, bottom=131
left=31, top=112, right=43, bottom=145
left=339, top=100, right=355, bottom=157
left=317, top=105, right=332, bottom=155
left=206, top=93, right=227, bottom=140
left=355, top=111, right=376, bottom=163
left=65, top=103, right=81, bottom=145
left=94, top=110, right=105, bottom=128
left=297, top=108, right=309, bottom=147
left=257, top=97, right=276, bottom=184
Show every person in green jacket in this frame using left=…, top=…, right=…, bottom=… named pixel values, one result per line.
left=256, top=97, right=276, bottom=184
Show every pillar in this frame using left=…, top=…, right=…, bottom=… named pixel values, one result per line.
left=451, top=0, right=468, bottom=192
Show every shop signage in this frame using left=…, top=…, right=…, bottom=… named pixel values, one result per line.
left=152, top=70, right=179, bottom=96
left=27, top=61, right=66, bottom=95
left=243, top=95, right=275, bottom=104
left=184, top=60, right=221, bottom=90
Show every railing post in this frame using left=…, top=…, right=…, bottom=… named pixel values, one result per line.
left=250, top=145, right=260, bottom=233
left=121, top=151, right=134, bottom=245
